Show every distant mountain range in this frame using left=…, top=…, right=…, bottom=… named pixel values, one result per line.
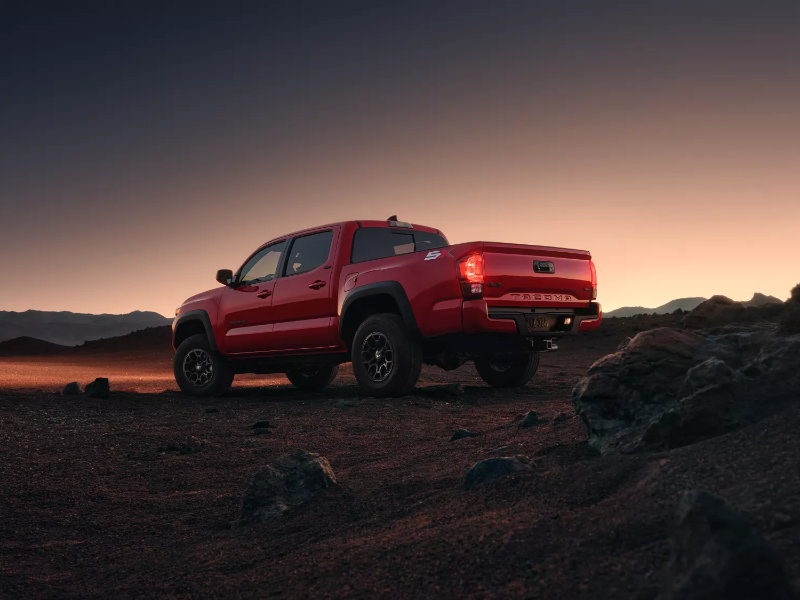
left=0, top=310, right=171, bottom=346
left=605, top=293, right=783, bottom=318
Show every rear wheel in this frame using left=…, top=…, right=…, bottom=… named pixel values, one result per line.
left=174, top=334, right=234, bottom=396
left=351, top=313, right=422, bottom=397
left=475, top=351, right=539, bottom=388
left=286, top=364, right=338, bottom=390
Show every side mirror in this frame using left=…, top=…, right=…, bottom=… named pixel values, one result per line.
left=216, top=269, right=233, bottom=285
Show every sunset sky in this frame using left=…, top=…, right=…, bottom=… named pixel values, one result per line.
left=1, top=1, right=798, bottom=316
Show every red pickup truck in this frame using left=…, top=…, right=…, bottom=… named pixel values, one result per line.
left=172, top=218, right=601, bottom=397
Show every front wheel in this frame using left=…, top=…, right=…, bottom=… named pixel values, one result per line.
left=174, top=334, right=234, bottom=396
left=351, top=313, right=422, bottom=397
left=286, top=364, right=339, bottom=390
left=475, top=351, right=539, bottom=388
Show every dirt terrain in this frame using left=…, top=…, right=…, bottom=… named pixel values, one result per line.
left=1, top=315, right=798, bottom=598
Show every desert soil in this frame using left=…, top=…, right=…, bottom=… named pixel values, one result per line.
left=1, top=316, right=798, bottom=598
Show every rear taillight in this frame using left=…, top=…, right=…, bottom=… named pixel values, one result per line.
left=589, top=260, right=597, bottom=300
left=458, top=254, right=484, bottom=298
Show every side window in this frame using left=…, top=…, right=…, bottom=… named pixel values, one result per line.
left=391, top=232, right=414, bottom=255
left=413, top=230, right=447, bottom=251
left=351, top=227, right=447, bottom=262
left=238, top=240, right=286, bottom=285
left=284, top=230, right=333, bottom=276
left=351, top=228, right=392, bottom=262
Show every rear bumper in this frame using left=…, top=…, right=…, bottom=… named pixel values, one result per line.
left=576, top=303, right=602, bottom=332
left=463, top=299, right=602, bottom=335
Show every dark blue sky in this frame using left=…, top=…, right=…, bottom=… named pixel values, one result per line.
left=2, top=1, right=799, bottom=314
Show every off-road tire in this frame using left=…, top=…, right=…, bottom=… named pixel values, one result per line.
left=286, top=365, right=339, bottom=390
left=351, top=313, right=422, bottom=397
left=174, top=334, right=234, bottom=396
left=475, top=351, right=540, bottom=388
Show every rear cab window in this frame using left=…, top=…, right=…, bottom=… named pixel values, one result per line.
left=351, top=227, right=448, bottom=263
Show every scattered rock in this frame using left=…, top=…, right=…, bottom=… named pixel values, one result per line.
left=519, top=411, right=540, bottom=428
left=450, top=428, right=478, bottom=441
left=661, top=490, right=796, bottom=600
left=445, top=383, right=464, bottom=396
left=238, top=449, right=337, bottom=524
left=553, top=412, right=570, bottom=423
left=158, top=436, right=206, bottom=454
left=62, top=382, right=81, bottom=395
left=251, top=419, right=271, bottom=429
left=463, top=456, right=533, bottom=490
left=769, top=512, right=797, bottom=531
left=84, top=377, right=110, bottom=399
left=336, top=399, right=355, bottom=408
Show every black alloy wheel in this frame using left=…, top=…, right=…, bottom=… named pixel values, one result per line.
left=361, top=331, right=394, bottom=383
left=173, top=334, right=234, bottom=396
left=351, top=313, right=421, bottom=397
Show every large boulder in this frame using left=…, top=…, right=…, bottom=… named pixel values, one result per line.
left=238, top=449, right=337, bottom=524
left=683, top=295, right=745, bottom=329
left=463, top=456, right=533, bottom=490
left=573, top=325, right=798, bottom=454
left=660, top=490, right=797, bottom=600
left=779, top=283, right=800, bottom=333
left=572, top=328, right=732, bottom=454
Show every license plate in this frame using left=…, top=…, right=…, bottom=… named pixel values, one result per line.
left=525, top=315, right=553, bottom=332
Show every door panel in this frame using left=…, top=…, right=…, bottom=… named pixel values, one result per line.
left=268, top=230, right=338, bottom=351
left=218, top=280, right=277, bottom=354
left=270, top=317, right=337, bottom=350
left=218, top=239, right=287, bottom=354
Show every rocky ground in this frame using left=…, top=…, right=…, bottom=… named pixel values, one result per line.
left=1, top=308, right=799, bottom=599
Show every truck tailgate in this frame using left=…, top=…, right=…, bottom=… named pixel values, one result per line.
left=478, top=242, right=594, bottom=308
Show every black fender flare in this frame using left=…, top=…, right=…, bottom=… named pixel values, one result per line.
left=173, top=309, right=218, bottom=352
left=339, top=281, right=419, bottom=340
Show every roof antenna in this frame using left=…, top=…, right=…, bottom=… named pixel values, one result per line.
left=387, top=215, right=398, bottom=221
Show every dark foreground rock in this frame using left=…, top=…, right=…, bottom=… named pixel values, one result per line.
left=84, top=377, right=110, bottom=399
left=463, top=456, right=533, bottom=490
left=158, top=436, right=206, bottom=454
left=661, top=490, right=797, bottom=600
left=519, top=411, right=540, bottom=428
left=450, top=428, right=478, bottom=441
left=573, top=324, right=800, bottom=454
left=238, top=449, right=337, bottom=524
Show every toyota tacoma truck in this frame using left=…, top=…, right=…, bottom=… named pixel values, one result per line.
left=172, top=217, right=601, bottom=397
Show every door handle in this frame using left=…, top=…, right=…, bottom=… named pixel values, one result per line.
left=308, top=280, right=326, bottom=290
left=257, top=290, right=272, bottom=298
